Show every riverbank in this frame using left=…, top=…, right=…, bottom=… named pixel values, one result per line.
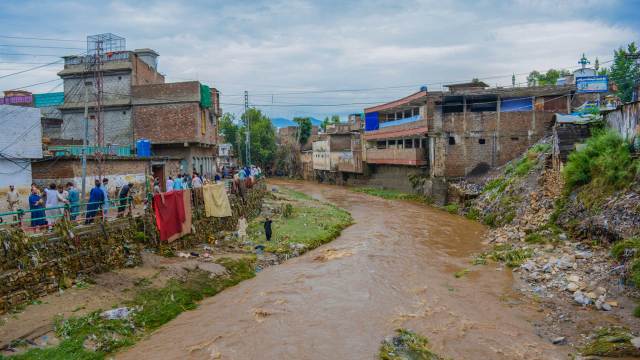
left=0, top=184, right=352, bottom=359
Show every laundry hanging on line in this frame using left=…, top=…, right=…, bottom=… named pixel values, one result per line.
left=203, top=183, right=233, bottom=217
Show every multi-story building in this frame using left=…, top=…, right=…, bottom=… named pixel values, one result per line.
left=57, top=38, right=165, bottom=147
left=363, top=82, right=576, bottom=202
left=132, top=81, right=221, bottom=177
left=311, top=114, right=364, bottom=183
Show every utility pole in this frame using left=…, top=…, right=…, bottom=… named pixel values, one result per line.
left=244, top=90, right=251, bottom=166
left=81, top=79, right=90, bottom=200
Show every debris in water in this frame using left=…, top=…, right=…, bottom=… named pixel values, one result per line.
left=379, top=328, right=445, bottom=360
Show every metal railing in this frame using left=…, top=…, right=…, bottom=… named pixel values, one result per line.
left=0, top=196, right=135, bottom=232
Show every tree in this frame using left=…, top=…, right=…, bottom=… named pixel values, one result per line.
left=527, top=69, right=571, bottom=86
left=321, top=114, right=341, bottom=131
left=238, top=108, right=277, bottom=167
left=609, top=42, right=639, bottom=102
left=218, top=113, right=240, bottom=152
left=293, top=117, right=312, bottom=145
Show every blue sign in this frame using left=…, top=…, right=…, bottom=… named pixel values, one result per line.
left=576, top=75, right=608, bottom=93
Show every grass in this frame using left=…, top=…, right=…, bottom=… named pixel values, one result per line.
left=443, top=204, right=459, bottom=214
left=634, top=305, right=640, bottom=318
left=379, top=329, right=445, bottom=360
left=465, top=207, right=480, bottom=221
left=453, top=269, right=470, bottom=278
left=474, top=244, right=533, bottom=268
left=249, top=187, right=352, bottom=256
left=581, top=327, right=640, bottom=357
left=352, top=187, right=431, bottom=204
left=1, top=257, right=255, bottom=360
left=563, top=130, right=639, bottom=196
left=611, top=237, right=640, bottom=261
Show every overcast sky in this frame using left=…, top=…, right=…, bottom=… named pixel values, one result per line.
left=0, top=0, right=638, bottom=120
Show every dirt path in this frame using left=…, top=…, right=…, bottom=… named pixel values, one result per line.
left=117, top=181, right=566, bottom=360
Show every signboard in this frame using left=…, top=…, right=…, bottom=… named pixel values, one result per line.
left=576, top=75, right=608, bottom=93
left=0, top=95, right=32, bottom=105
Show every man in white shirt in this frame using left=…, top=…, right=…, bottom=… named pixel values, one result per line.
left=166, top=176, right=174, bottom=192
left=44, top=183, right=60, bottom=229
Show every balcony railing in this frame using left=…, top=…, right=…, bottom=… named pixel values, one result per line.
left=48, top=145, right=133, bottom=157
left=366, top=147, right=427, bottom=166
left=379, top=114, right=422, bottom=128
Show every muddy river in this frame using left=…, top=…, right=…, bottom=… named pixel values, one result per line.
left=117, top=181, right=566, bottom=359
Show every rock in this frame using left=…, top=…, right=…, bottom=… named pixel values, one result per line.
left=601, top=302, right=612, bottom=311
left=575, top=250, right=593, bottom=259
left=574, top=291, right=591, bottom=306
left=101, top=307, right=132, bottom=320
left=521, top=260, right=536, bottom=272
left=551, top=336, right=567, bottom=345
left=594, top=286, right=607, bottom=296
left=567, top=275, right=581, bottom=283
left=558, top=233, right=568, bottom=241
left=631, top=337, right=640, bottom=349
left=556, top=255, right=575, bottom=270
left=586, top=292, right=598, bottom=300
left=606, top=300, right=618, bottom=307
left=542, top=263, right=553, bottom=273
left=567, top=282, right=580, bottom=292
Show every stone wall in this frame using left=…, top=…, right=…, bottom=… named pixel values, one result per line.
left=0, top=218, right=142, bottom=313
left=0, top=183, right=266, bottom=314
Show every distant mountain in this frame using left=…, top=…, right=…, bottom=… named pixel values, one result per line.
left=270, top=117, right=297, bottom=129
left=270, top=117, right=324, bottom=129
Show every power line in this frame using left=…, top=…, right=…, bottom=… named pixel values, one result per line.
left=0, top=52, right=71, bottom=57
left=0, top=35, right=84, bottom=42
left=0, top=59, right=64, bottom=80
left=0, top=44, right=84, bottom=50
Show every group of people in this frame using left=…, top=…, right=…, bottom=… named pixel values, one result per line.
left=158, top=172, right=221, bottom=194
left=26, top=182, right=80, bottom=228
left=13, top=178, right=134, bottom=229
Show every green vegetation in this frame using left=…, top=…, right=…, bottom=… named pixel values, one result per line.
left=248, top=187, right=352, bottom=256
left=608, top=42, right=640, bottom=102
left=379, top=329, right=445, bottom=360
left=443, top=204, right=459, bottom=214
left=581, top=327, right=640, bottom=357
left=1, top=257, right=255, bottom=360
left=524, top=232, right=545, bottom=244
left=527, top=68, right=571, bottom=86
left=220, top=109, right=277, bottom=167
left=352, top=187, right=431, bottom=204
left=611, top=237, right=640, bottom=261
left=474, top=244, right=532, bottom=268
left=563, top=130, right=638, bottom=196
left=634, top=305, right=640, bottom=318
left=465, top=207, right=480, bottom=221
left=321, top=114, right=341, bottom=131
left=293, top=117, right=312, bottom=145
left=453, top=269, right=470, bottom=278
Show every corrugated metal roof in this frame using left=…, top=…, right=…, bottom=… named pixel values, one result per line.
left=33, top=92, right=64, bottom=108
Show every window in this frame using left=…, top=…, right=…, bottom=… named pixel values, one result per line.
left=422, top=138, right=428, bottom=149
left=448, top=136, right=456, bottom=145
left=511, top=137, right=519, bottom=141
left=122, top=111, right=126, bottom=115
left=404, top=109, right=412, bottom=118
left=414, top=138, right=420, bottom=148
left=376, top=141, right=386, bottom=149
left=479, top=138, right=486, bottom=144
left=388, top=139, right=397, bottom=148
left=404, top=139, right=413, bottom=148
left=118, top=76, right=122, bottom=80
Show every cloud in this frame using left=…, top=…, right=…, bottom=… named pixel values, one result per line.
left=0, top=0, right=637, bottom=118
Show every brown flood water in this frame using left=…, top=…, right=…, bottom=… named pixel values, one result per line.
left=117, top=181, right=567, bottom=360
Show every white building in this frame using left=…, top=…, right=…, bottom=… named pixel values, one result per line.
left=0, top=105, right=43, bottom=211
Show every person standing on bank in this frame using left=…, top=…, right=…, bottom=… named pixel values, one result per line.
left=264, top=217, right=273, bottom=241
left=118, top=182, right=134, bottom=217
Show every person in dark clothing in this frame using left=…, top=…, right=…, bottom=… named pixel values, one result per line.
left=264, top=217, right=273, bottom=241
left=117, top=182, right=134, bottom=217
left=85, top=180, right=105, bottom=224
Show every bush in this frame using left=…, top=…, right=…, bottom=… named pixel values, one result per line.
left=443, top=203, right=459, bottom=214
left=563, top=130, right=638, bottom=192
left=611, top=238, right=640, bottom=261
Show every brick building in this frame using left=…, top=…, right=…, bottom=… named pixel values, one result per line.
left=311, top=114, right=364, bottom=183
left=132, top=81, right=221, bottom=177
left=362, top=83, right=577, bottom=200
left=57, top=45, right=165, bottom=147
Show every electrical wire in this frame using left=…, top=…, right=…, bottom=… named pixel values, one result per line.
left=0, top=35, right=84, bottom=42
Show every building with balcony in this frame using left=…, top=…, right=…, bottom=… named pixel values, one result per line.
left=311, top=114, right=364, bottom=183
left=362, top=83, right=578, bottom=202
